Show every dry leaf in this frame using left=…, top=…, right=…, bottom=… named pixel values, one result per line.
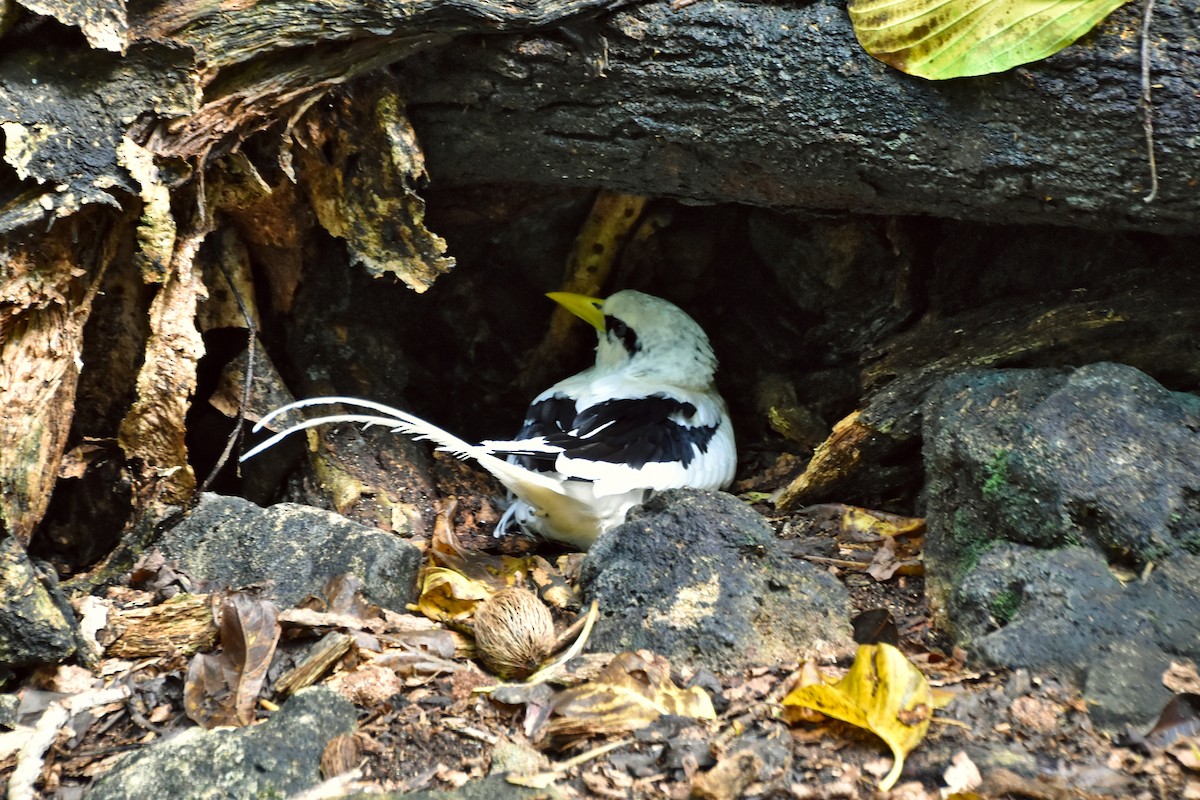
left=943, top=750, right=983, bottom=794
left=839, top=505, right=925, bottom=539
left=417, top=567, right=492, bottom=622
left=781, top=660, right=829, bottom=725
left=1166, top=662, right=1200, bottom=695
left=1148, top=694, right=1200, bottom=749
left=184, top=594, right=280, bottom=728
left=783, top=643, right=932, bottom=791
left=1168, top=737, right=1200, bottom=772
left=544, top=651, right=716, bottom=745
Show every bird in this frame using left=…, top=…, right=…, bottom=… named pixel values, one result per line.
left=241, top=290, right=736, bottom=550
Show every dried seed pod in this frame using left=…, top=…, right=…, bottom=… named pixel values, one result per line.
left=473, top=587, right=555, bottom=680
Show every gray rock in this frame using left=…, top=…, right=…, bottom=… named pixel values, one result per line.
left=947, top=543, right=1200, bottom=728
left=372, top=774, right=568, bottom=800
left=923, top=363, right=1200, bottom=597
left=0, top=540, right=77, bottom=675
left=85, top=687, right=355, bottom=800
left=0, top=693, right=18, bottom=729
left=923, top=363, right=1200, bottom=729
left=579, top=490, right=853, bottom=671
left=158, top=493, right=421, bottom=611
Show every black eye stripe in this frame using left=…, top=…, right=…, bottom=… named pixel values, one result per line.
left=604, top=315, right=641, bottom=355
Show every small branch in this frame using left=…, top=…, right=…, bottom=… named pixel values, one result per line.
left=197, top=238, right=260, bottom=496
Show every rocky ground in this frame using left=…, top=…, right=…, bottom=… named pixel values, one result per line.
left=2, top=465, right=1197, bottom=799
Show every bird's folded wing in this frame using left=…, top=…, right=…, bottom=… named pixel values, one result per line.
left=552, top=394, right=721, bottom=470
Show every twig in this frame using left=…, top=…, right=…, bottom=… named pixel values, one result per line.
left=197, top=243, right=259, bottom=495
left=442, top=717, right=501, bottom=745
left=799, top=555, right=873, bottom=571
left=508, top=737, right=634, bottom=788
left=1139, top=0, right=1158, bottom=203
left=555, top=738, right=631, bottom=771
left=9, top=685, right=131, bottom=800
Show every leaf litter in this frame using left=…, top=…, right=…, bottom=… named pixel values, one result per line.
left=4, top=494, right=1194, bottom=799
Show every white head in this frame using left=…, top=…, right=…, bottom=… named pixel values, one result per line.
left=548, top=290, right=719, bottom=389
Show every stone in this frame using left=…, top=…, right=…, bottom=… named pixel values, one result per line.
left=922, top=363, right=1200, bottom=729
left=579, top=489, right=852, bottom=672
left=0, top=539, right=77, bottom=677
left=157, top=493, right=421, bottom=611
left=923, top=363, right=1200, bottom=600
left=85, top=687, right=355, bottom=800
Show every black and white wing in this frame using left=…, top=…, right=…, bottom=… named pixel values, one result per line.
left=495, top=378, right=734, bottom=499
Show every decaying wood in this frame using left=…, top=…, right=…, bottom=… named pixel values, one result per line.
left=397, top=0, right=1200, bottom=234
left=0, top=0, right=639, bottom=234
left=0, top=211, right=125, bottom=544
left=294, top=79, right=454, bottom=292
left=774, top=411, right=876, bottom=512
left=274, top=631, right=355, bottom=697
left=103, top=593, right=219, bottom=658
left=116, top=213, right=211, bottom=504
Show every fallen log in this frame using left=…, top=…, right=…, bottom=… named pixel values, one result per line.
left=398, top=0, right=1200, bottom=234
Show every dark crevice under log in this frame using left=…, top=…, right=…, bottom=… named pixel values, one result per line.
left=397, top=0, right=1200, bottom=234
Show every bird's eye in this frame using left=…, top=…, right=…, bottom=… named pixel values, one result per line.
left=604, top=315, right=641, bottom=355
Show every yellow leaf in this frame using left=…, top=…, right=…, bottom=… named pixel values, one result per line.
left=781, top=660, right=828, bottom=724
left=841, top=505, right=925, bottom=538
left=417, top=567, right=491, bottom=622
left=847, top=0, right=1131, bottom=80
left=783, top=643, right=932, bottom=791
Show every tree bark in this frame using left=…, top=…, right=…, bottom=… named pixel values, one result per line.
left=398, top=0, right=1199, bottom=234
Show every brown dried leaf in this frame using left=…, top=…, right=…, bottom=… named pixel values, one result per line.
left=530, top=555, right=579, bottom=611
left=1148, top=694, right=1200, bottom=749
left=851, top=608, right=899, bottom=647
left=544, top=652, right=716, bottom=745
left=1166, top=662, right=1200, bottom=695
left=1168, top=736, right=1200, bottom=772
left=184, top=594, right=280, bottom=728
left=943, top=750, right=983, bottom=795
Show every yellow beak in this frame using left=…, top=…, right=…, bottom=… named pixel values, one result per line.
left=547, top=292, right=606, bottom=332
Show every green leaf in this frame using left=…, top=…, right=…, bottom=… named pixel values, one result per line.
left=847, top=0, right=1132, bottom=80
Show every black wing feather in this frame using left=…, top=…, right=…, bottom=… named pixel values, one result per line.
left=511, top=394, right=578, bottom=472
left=550, top=394, right=717, bottom=470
